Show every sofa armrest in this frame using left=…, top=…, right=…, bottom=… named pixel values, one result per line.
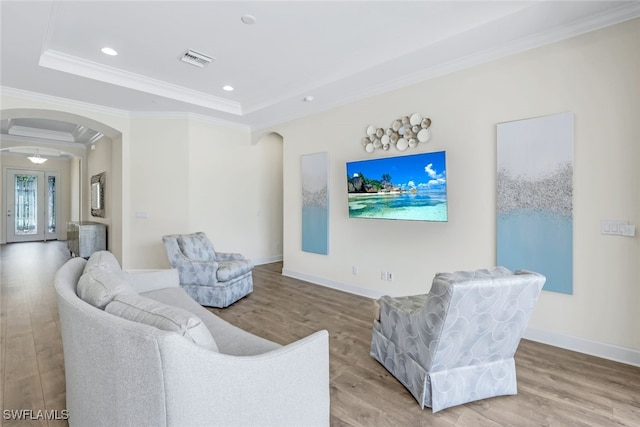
left=127, top=269, right=180, bottom=293
left=159, top=329, right=330, bottom=426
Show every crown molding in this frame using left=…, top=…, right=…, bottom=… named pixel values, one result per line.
left=368, top=2, right=640, bottom=103
left=362, top=4, right=640, bottom=111
left=2, top=146, right=64, bottom=157
left=0, top=150, right=73, bottom=161
left=187, top=112, right=251, bottom=131
left=1, top=86, right=130, bottom=118
left=6, top=4, right=638, bottom=135
left=248, top=2, right=640, bottom=132
left=129, top=111, right=251, bottom=131
left=1, top=86, right=250, bottom=131
left=39, top=49, right=243, bottom=116
left=0, top=134, right=86, bottom=154
left=8, top=125, right=74, bottom=142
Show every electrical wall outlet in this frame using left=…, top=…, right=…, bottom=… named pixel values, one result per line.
left=352, top=266, right=359, bottom=275
left=380, top=271, right=394, bottom=281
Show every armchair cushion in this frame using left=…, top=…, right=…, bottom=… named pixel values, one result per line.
left=177, top=233, right=216, bottom=262
left=106, top=293, right=218, bottom=351
left=217, top=259, right=254, bottom=282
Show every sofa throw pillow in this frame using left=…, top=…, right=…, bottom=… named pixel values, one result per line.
left=77, top=266, right=135, bottom=309
left=177, top=232, right=215, bottom=262
left=82, top=251, right=122, bottom=275
left=105, top=294, right=218, bottom=351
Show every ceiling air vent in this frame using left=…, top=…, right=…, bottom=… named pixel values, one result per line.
left=179, top=49, right=213, bottom=68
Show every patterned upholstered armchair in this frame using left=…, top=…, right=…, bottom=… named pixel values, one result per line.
left=371, top=267, right=545, bottom=412
left=162, top=232, right=254, bottom=308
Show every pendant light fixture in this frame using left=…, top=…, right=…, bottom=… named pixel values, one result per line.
left=27, top=150, right=47, bottom=164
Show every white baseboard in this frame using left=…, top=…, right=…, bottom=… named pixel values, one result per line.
left=523, top=327, right=640, bottom=368
left=254, top=255, right=283, bottom=266
left=282, top=268, right=387, bottom=300
left=282, top=268, right=640, bottom=368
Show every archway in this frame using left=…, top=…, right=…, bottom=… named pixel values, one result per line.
left=254, top=131, right=284, bottom=263
left=1, top=108, right=123, bottom=259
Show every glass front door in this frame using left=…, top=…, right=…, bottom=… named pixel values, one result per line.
left=5, top=168, right=58, bottom=242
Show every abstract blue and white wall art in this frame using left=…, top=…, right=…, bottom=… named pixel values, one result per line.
left=301, top=152, right=329, bottom=255
left=497, top=112, right=574, bottom=294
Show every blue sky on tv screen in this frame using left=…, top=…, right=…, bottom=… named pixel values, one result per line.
left=346, top=151, right=446, bottom=191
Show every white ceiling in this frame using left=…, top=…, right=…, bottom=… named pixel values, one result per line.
left=1, top=0, right=639, bottom=133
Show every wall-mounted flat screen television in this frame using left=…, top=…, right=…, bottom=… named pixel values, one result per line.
left=346, top=151, right=447, bottom=221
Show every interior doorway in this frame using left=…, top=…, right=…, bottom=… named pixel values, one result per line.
left=4, top=168, right=59, bottom=242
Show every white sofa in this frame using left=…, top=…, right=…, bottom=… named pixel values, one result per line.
left=54, top=251, right=330, bottom=427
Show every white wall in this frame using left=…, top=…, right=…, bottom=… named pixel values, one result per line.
left=110, top=134, right=124, bottom=263
left=187, top=122, right=283, bottom=264
left=126, top=116, right=284, bottom=269
left=273, top=19, right=639, bottom=361
left=127, top=117, right=191, bottom=268
left=85, top=135, right=112, bottom=247
left=69, top=156, right=81, bottom=221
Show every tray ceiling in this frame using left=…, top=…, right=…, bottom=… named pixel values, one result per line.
left=1, top=1, right=639, bottom=131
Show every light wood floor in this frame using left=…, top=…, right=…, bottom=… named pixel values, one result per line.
left=1, top=242, right=639, bottom=426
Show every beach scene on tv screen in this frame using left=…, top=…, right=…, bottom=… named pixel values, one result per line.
left=346, top=151, right=447, bottom=221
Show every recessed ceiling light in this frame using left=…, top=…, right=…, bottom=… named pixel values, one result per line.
left=303, top=96, right=314, bottom=102
left=101, top=47, right=118, bottom=56
left=241, top=14, right=256, bottom=25
left=222, top=85, right=234, bottom=92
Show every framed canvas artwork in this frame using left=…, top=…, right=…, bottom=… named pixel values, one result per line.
left=301, top=152, right=329, bottom=255
left=497, top=112, right=574, bottom=294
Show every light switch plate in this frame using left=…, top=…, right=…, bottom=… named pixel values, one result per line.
left=601, top=220, right=636, bottom=237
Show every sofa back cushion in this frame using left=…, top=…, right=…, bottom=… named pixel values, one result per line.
left=76, top=251, right=135, bottom=309
left=105, top=293, right=218, bottom=351
left=82, top=250, right=122, bottom=275
left=177, top=232, right=215, bottom=262
left=77, top=267, right=135, bottom=309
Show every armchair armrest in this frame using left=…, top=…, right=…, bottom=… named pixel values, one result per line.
left=163, top=235, right=219, bottom=286
left=178, top=259, right=219, bottom=286
left=126, top=269, right=179, bottom=293
left=378, top=294, right=430, bottom=317
left=171, top=251, right=219, bottom=286
left=215, top=251, right=246, bottom=262
left=376, top=294, right=442, bottom=368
